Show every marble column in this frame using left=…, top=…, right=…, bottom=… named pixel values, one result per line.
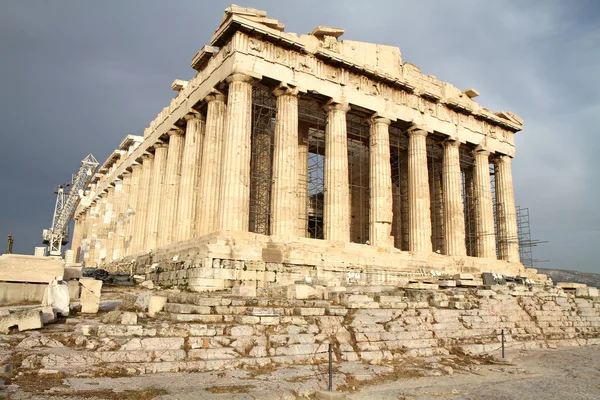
left=158, top=129, right=184, bottom=246
left=494, top=155, right=519, bottom=262
left=218, top=74, right=254, bottom=232
left=407, top=129, right=432, bottom=253
left=100, top=186, right=115, bottom=263
left=113, top=172, right=131, bottom=260
left=71, top=215, right=83, bottom=263
left=473, top=149, right=497, bottom=259
left=176, top=113, right=205, bottom=242
left=368, top=116, right=394, bottom=247
left=324, top=102, right=350, bottom=242
left=132, top=154, right=154, bottom=253
left=297, top=122, right=309, bottom=238
left=271, top=85, right=299, bottom=238
left=196, top=91, right=226, bottom=236
left=124, top=163, right=142, bottom=256
left=89, top=198, right=102, bottom=267
left=442, top=140, right=467, bottom=256
left=146, top=143, right=168, bottom=250
left=104, top=184, right=119, bottom=262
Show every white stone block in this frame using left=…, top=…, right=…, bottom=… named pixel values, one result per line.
left=148, top=296, right=167, bottom=318
left=0, top=309, right=43, bottom=334
left=121, top=312, right=138, bottom=325
left=80, top=278, right=102, bottom=314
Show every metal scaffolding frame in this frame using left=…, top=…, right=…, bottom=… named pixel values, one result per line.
left=346, top=113, right=370, bottom=244
left=427, top=138, right=444, bottom=253
left=249, top=86, right=276, bottom=235
left=390, top=126, right=409, bottom=250
left=299, top=97, right=326, bottom=239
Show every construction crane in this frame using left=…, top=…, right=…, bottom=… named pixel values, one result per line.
left=42, top=154, right=99, bottom=257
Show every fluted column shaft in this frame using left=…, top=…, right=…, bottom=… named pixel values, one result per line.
left=71, top=215, right=83, bottom=263
left=196, top=92, right=226, bottom=236
left=113, top=173, right=131, bottom=260
left=101, top=187, right=115, bottom=263
left=297, top=122, right=309, bottom=238
left=105, top=183, right=121, bottom=261
left=324, top=102, right=350, bottom=242
left=176, top=114, right=205, bottom=241
left=271, top=85, right=299, bottom=238
left=218, top=74, right=254, bottom=232
left=124, top=163, right=142, bottom=256
left=146, top=144, right=168, bottom=250
left=408, top=129, right=432, bottom=253
left=369, top=117, right=394, bottom=247
left=158, top=130, right=185, bottom=246
left=495, top=155, right=519, bottom=262
left=87, top=200, right=99, bottom=267
left=442, top=140, right=467, bottom=256
left=473, top=150, right=497, bottom=259
left=132, top=154, right=154, bottom=253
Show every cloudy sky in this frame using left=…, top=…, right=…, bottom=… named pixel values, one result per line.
left=1, top=1, right=598, bottom=273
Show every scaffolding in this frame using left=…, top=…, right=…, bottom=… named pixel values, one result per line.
left=249, top=86, right=276, bottom=235
left=516, top=206, right=548, bottom=267
left=346, top=113, right=370, bottom=244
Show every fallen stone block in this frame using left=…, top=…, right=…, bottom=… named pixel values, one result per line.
left=557, top=282, right=586, bottom=289
left=457, top=280, right=481, bottom=287
left=232, top=284, right=256, bottom=297
left=315, top=391, right=347, bottom=400
left=140, top=280, right=154, bottom=289
left=0, top=309, right=43, bottom=334
left=80, top=278, right=102, bottom=314
left=453, top=273, right=475, bottom=280
left=588, top=287, right=599, bottom=297
left=406, top=282, right=439, bottom=290
left=148, top=296, right=167, bottom=318
left=437, top=280, right=456, bottom=287
left=121, top=312, right=138, bottom=325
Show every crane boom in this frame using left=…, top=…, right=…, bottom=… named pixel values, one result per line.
left=42, top=154, right=99, bottom=256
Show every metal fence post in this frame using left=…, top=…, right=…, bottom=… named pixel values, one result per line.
left=328, top=343, right=333, bottom=391
left=501, top=329, right=505, bottom=359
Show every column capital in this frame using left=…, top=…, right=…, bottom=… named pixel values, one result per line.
left=473, top=148, right=491, bottom=157
left=167, top=128, right=184, bottom=137
left=368, top=115, right=391, bottom=126
left=142, top=152, right=154, bottom=161
left=131, top=162, right=142, bottom=171
left=323, top=100, right=350, bottom=113
left=226, top=73, right=257, bottom=84
left=272, top=83, right=300, bottom=97
left=493, top=154, right=513, bottom=165
left=185, top=111, right=205, bottom=122
left=407, top=128, right=428, bottom=137
left=153, top=141, right=168, bottom=150
left=204, top=88, right=226, bottom=103
left=443, top=138, right=461, bottom=148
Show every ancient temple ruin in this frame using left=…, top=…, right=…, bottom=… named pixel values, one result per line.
left=71, top=5, right=531, bottom=290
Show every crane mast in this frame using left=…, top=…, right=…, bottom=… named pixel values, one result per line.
left=42, top=154, right=99, bottom=256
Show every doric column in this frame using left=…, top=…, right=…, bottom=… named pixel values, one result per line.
left=88, top=198, right=101, bottom=267
left=494, top=155, right=519, bottom=262
left=104, top=184, right=119, bottom=262
left=158, top=129, right=185, bottom=246
left=407, top=129, right=432, bottom=253
left=113, top=173, right=130, bottom=260
left=218, top=74, right=255, bottom=232
left=196, top=91, right=226, bottom=236
left=101, top=186, right=115, bottom=263
left=146, top=143, right=168, bottom=250
left=176, top=113, right=205, bottom=242
left=473, top=149, right=497, bottom=259
left=132, top=154, right=153, bottom=252
left=271, top=84, right=299, bottom=238
left=442, top=140, right=467, bottom=256
left=297, top=122, right=309, bottom=238
left=324, top=102, right=350, bottom=242
left=71, top=215, right=83, bottom=263
left=368, top=116, right=394, bottom=247
left=124, top=163, right=142, bottom=256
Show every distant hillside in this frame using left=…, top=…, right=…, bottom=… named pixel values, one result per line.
left=537, top=268, right=600, bottom=288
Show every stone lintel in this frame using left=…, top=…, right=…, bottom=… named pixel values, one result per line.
left=464, top=88, right=480, bottom=99
left=118, top=134, right=144, bottom=151
left=171, top=79, right=188, bottom=92
left=191, top=45, right=218, bottom=72
left=310, top=26, right=345, bottom=39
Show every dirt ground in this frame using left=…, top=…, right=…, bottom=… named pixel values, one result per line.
left=1, top=345, right=599, bottom=399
